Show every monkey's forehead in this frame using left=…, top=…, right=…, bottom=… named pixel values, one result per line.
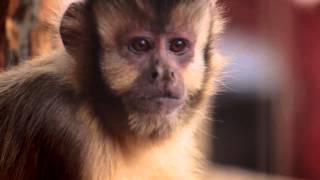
left=91, top=0, right=212, bottom=31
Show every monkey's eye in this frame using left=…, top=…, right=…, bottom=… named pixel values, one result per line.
left=169, top=38, right=189, bottom=54
left=128, top=37, right=152, bottom=53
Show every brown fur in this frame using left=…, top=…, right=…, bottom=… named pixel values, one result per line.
left=0, top=0, right=225, bottom=179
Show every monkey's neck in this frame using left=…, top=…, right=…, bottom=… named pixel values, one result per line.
left=86, top=122, right=201, bottom=180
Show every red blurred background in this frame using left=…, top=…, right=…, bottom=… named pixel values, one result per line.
left=212, top=0, right=320, bottom=179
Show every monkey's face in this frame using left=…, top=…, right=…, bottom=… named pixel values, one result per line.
left=92, top=1, right=214, bottom=137
left=110, top=31, right=194, bottom=114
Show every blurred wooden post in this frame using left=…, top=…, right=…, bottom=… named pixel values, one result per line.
left=5, top=0, right=44, bottom=66
left=0, top=0, right=9, bottom=70
left=2, top=0, right=63, bottom=68
left=30, top=1, right=62, bottom=57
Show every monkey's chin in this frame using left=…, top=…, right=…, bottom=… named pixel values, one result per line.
left=125, top=97, right=184, bottom=138
left=127, top=109, right=182, bottom=138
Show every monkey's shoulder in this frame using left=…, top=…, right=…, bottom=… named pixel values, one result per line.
left=0, top=59, right=86, bottom=179
left=0, top=59, right=77, bottom=116
left=0, top=57, right=80, bottom=134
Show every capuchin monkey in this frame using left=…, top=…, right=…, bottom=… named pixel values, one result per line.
left=0, top=0, right=225, bottom=179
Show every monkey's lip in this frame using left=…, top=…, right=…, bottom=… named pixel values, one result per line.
left=135, top=94, right=184, bottom=113
left=143, top=94, right=181, bottom=101
left=142, top=94, right=184, bottom=104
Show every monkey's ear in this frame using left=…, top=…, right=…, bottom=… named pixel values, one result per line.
left=60, top=2, right=89, bottom=56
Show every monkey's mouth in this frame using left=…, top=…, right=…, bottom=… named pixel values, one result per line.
left=145, top=97, right=183, bottom=113
left=128, top=93, right=184, bottom=114
left=143, top=93, right=181, bottom=101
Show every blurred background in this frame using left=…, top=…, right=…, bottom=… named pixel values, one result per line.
left=0, top=0, right=320, bottom=179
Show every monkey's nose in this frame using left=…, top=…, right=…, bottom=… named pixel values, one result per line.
left=150, top=67, right=176, bottom=84
left=150, top=66, right=162, bottom=82
left=163, top=69, right=176, bottom=82
left=151, top=71, right=159, bottom=81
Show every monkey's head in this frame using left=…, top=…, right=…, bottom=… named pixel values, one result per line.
left=60, top=0, right=224, bottom=138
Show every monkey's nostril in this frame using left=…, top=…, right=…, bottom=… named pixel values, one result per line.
left=151, top=72, right=159, bottom=80
left=170, top=72, right=175, bottom=78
